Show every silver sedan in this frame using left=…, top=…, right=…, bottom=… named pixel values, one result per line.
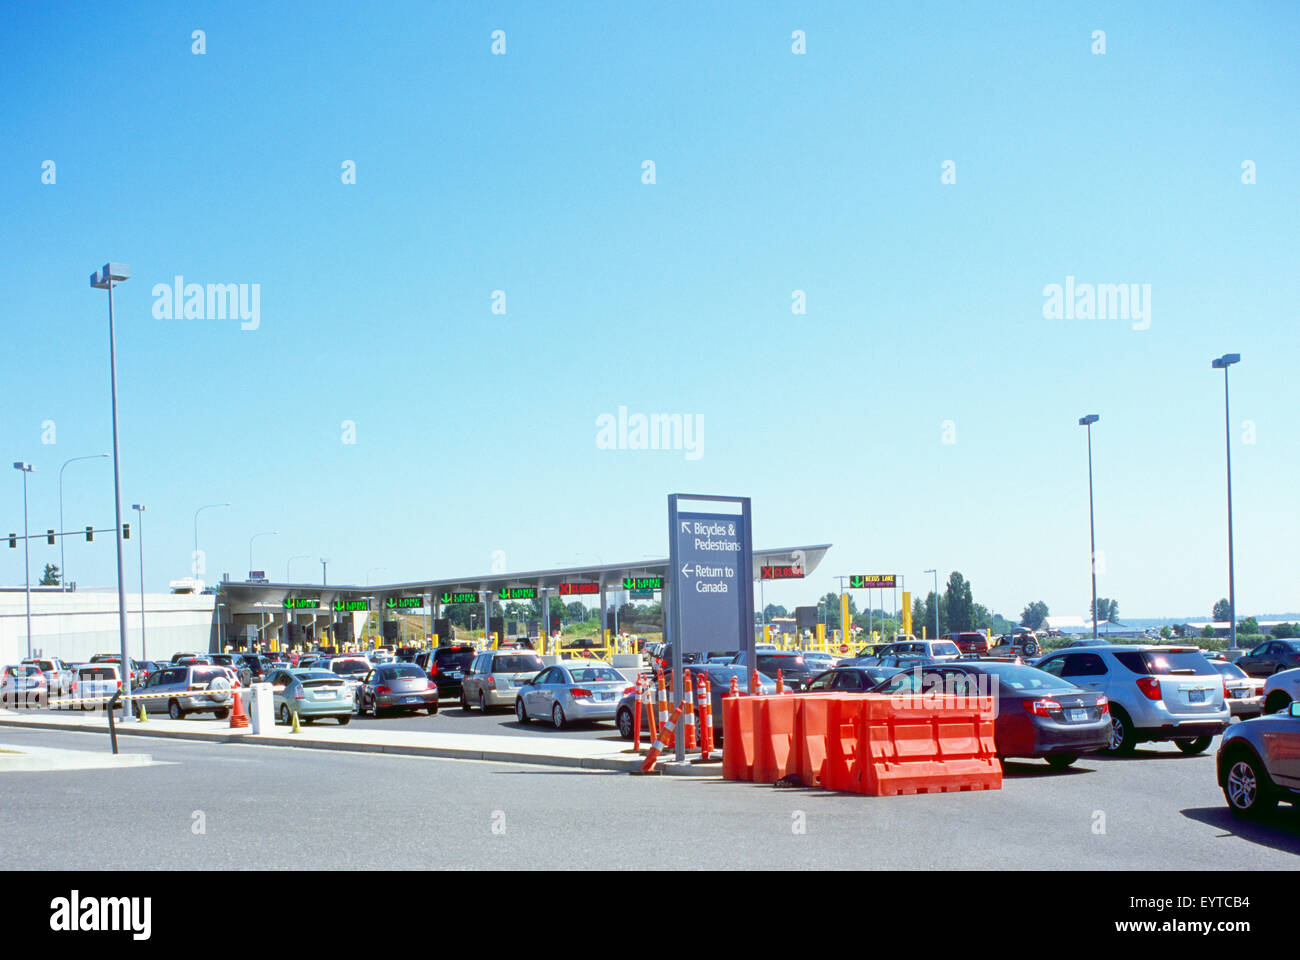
left=514, top=661, right=631, bottom=729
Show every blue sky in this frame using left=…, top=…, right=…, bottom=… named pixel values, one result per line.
left=2, top=1, right=1297, bottom=621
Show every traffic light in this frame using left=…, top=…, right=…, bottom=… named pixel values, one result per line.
left=85, top=526, right=93, bottom=543
left=7, top=533, right=15, bottom=549
left=122, top=523, right=130, bottom=540
left=46, top=529, right=55, bottom=545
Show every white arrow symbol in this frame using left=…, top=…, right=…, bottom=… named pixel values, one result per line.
left=680, top=521, right=691, bottom=534
left=681, top=562, right=693, bottom=577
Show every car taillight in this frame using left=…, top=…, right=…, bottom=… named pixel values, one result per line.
left=570, top=688, right=593, bottom=699
left=1095, top=695, right=1110, bottom=714
left=376, top=685, right=391, bottom=695
left=487, top=676, right=496, bottom=689
left=70, top=681, right=77, bottom=693
left=429, top=663, right=438, bottom=676
left=294, top=687, right=305, bottom=699
left=623, top=686, right=636, bottom=695
left=1222, top=678, right=1230, bottom=700
left=1023, top=698, right=1061, bottom=717
left=116, top=680, right=123, bottom=690
left=1136, top=676, right=1162, bottom=701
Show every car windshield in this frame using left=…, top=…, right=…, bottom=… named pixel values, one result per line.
left=932, top=642, right=961, bottom=657
left=332, top=660, right=370, bottom=675
left=567, top=667, right=622, bottom=683
left=493, top=656, right=543, bottom=673
left=1117, top=651, right=1213, bottom=675
left=1211, top=661, right=1248, bottom=680
left=294, top=670, right=336, bottom=681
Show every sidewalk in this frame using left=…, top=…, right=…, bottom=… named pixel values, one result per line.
left=0, top=709, right=718, bottom=775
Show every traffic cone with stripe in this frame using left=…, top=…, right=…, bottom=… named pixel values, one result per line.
left=776, top=669, right=784, bottom=694
left=639, top=703, right=683, bottom=773
left=631, top=676, right=643, bottom=752
left=683, top=670, right=697, bottom=751
left=229, top=686, right=250, bottom=729
left=728, top=675, right=739, bottom=698
left=656, top=671, right=668, bottom=729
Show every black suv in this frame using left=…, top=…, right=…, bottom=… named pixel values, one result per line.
left=237, top=654, right=271, bottom=687
left=416, top=644, right=478, bottom=698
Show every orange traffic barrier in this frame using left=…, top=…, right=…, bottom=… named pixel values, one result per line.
left=641, top=703, right=683, bottom=773
left=722, top=693, right=1001, bottom=796
left=229, top=687, right=250, bottom=729
left=683, top=670, right=697, bottom=751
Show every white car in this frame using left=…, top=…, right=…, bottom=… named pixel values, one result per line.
left=1262, top=668, right=1300, bottom=716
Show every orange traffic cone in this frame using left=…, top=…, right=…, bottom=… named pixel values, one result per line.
left=776, top=668, right=784, bottom=694
left=728, top=675, right=739, bottom=698
left=229, top=686, right=250, bottom=729
left=683, top=670, right=697, bottom=751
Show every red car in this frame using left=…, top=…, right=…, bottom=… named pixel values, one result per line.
left=944, top=632, right=990, bottom=655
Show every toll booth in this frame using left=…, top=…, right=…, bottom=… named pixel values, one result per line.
left=434, top=618, right=451, bottom=644
left=382, top=621, right=400, bottom=642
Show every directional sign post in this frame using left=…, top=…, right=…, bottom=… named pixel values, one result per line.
left=667, top=494, right=754, bottom=763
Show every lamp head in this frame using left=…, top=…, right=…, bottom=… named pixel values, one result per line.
left=1212, top=353, right=1241, bottom=369
left=89, top=263, right=130, bottom=289
left=1079, top=414, right=1100, bottom=426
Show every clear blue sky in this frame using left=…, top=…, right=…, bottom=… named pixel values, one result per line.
left=2, top=1, right=1297, bottom=621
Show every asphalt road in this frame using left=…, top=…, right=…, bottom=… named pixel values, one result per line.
left=1, top=726, right=1297, bottom=870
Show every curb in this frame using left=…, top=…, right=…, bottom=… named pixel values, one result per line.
left=659, top=760, right=724, bottom=778
left=0, top=716, right=645, bottom=773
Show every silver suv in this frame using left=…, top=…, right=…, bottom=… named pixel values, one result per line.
left=1217, top=701, right=1300, bottom=817
left=1035, top=645, right=1229, bottom=755
left=460, top=650, right=545, bottom=712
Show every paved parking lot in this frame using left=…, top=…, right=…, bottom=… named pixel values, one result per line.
left=1, top=724, right=1297, bottom=870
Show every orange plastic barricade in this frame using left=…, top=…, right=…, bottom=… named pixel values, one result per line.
left=720, top=693, right=761, bottom=781
left=752, top=693, right=798, bottom=782
left=791, top=693, right=838, bottom=788
left=857, top=694, right=1001, bottom=796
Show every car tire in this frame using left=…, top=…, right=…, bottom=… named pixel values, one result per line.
left=1222, top=749, right=1278, bottom=818
left=552, top=703, right=566, bottom=729
left=370, top=696, right=382, bottom=719
left=168, top=700, right=184, bottom=721
left=279, top=703, right=291, bottom=725
left=1264, top=691, right=1291, bottom=715
left=427, top=702, right=438, bottom=716
left=1045, top=753, right=1078, bottom=770
left=1176, top=735, right=1213, bottom=755
left=515, top=698, right=530, bottom=724
left=1104, top=709, right=1136, bottom=755
left=617, top=707, right=633, bottom=740
left=479, top=691, right=489, bottom=714
left=337, top=715, right=350, bottom=725
left=460, top=689, right=471, bottom=710
left=214, top=708, right=229, bottom=721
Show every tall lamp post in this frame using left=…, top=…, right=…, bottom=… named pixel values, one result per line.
left=923, top=569, right=939, bottom=639
left=287, top=554, right=310, bottom=583
left=12, top=462, right=34, bottom=658
left=90, top=262, right=132, bottom=720
left=131, top=504, right=146, bottom=659
left=1079, top=414, right=1100, bottom=642
left=58, top=453, right=109, bottom=591
left=193, top=502, right=230, bottom=582
left=1212, top=354, right=1242, bottom=650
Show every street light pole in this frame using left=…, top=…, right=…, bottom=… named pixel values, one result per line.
left=193, top=502, right=230, bottom=583
left=1212, top=354, right=1242, bottom=650
left=131, top=505, right=146, bottom=660
left=1079, top=415, right=1100, bottom=642
left=13, top=463, right=34, bottom=658
left=90, top=263, right=133, bottom=720
left=58, top=453, right=109, bottom=591
left=249, top=531, right=277, bottom=578
left=924, top=569, right=938, bottom=639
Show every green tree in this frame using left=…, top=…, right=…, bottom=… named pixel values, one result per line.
left=1200, top=625, right=1216, bottom=639
left=39, top=563, right=60, bottom=586
left=944, top=572, right=974, bottom=632
left=1239, top=616, right=1260, bottom=636
left=1212, top=598, right=1231, bottom=621
left=819, top=591, right=857, bottom=631
left=1271, top=622, right=1298, bottom=639
left=1158, top=625, right=1172, bottom=639
left=1020, top=601, right=1049, bottom=630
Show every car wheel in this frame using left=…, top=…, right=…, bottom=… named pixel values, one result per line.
left=1045, top=753, right=1078, bottom=770
left=515, top=698, right=530, bottom=724
left=1264, top=692, right=1291, bottom=715
left=214, top=708, right=229, bottom=721
left=1175, top=735, right=1213, bottom=754
left=1223, top=750, right=1278, bottom=818
left=479, top=691, right=489, bottom=714
left=427, top=702, right=439, bottom=716
left=279, top=703, right=291, bottom=725
left=370, top=696, right=382, bottom=718
left=617, top=707, right=634, bottom=740
left=168, top=700, right=184, bottom=721
left=1104, top=709, right=1136, bottom=755
left=461, top=688, right=471, bottom=710
left=552, top=703, right=566, bottom=730
left=337, top=715, right=350, bottom=725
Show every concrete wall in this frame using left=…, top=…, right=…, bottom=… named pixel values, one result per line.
left=0, top=588, right=216, bottom=665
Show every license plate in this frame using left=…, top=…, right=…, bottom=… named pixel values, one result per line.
left=316, top=690, right=336, bottom=698
left=402, top=696, right=420, bottom=704
left=1188, top=689, right=1205, bottom=703
left=449, top=671, right=462, bottom=678
left=598, top=692, right=613, bottom=701
left=1067, top=708, right=1087, bottom=722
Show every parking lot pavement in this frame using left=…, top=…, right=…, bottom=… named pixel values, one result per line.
left=0, top=725, right=1296, bottom=870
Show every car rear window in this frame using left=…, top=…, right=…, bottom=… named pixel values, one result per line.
left=435, top=649, right=476, bottom=669
left=79, top=666, right=117, bottom=680
left=386, top=665, right=426, bottom=679
left=1211, top=661, right=1247, bottom=680
left=971, top=663, right=1062, bottom=691
left=757, top=655, right=806, bottom=673
left=332, top=659, right=370, bottom=675
left=190, top=667, right=226, bottom=684
left=1115, top=651, right=1212, bottom=675
left=567, top=667, right=622, bottom=683
left=492, top=655, right=543, bottom=673
left=932, top=642, right=961, bottom=657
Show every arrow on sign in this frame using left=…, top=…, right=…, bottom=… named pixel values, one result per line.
left=680, top=521, right=691, bottom=534
left=680, top=562, right=693, bottom=577
left=386, top=597, right=397, bottom=609
left=333, top=600, right=344, bottom=611
left=282, top=599, right=292, bottom=609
